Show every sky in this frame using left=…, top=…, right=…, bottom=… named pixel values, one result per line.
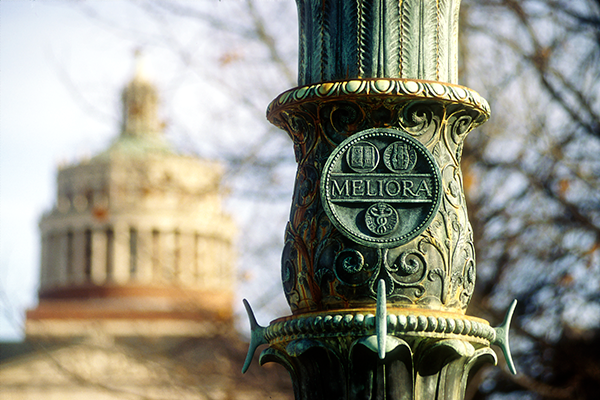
left=0, top=0, right=289, bottom=340
left=2, top=1, right=87, bottom=339
left=0, top=1, right=138, bottom=340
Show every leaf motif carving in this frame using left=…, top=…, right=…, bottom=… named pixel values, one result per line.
left=422, top=0, right=439, bottom=80
left=356, top=0, right=367, bottom=76
left=297, top=0, right=463, bottom=84
left=428, top=267, right=449, bottom=305
left=340, top=0, right=359, bottom=78
left=321, top=0, right=332, bottom=81
left=401, top=0, right=419, bottom=79
left=307, top=0, right=324, bottom=85
left=437, top=0, right=450, bottom=81
left=297, top=0, right=307, bottom=85
left=449, top=0, right=461, bottom=82
left=360, top=0, right=375, bottom=77
left=382, top=0, right=401, bottom=77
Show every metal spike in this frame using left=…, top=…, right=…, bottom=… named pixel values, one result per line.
left=492, top=299, right=518, bottom=375
left=241, top=299, right=267, bottom=373
left=376, top=279, right=387, bottom=359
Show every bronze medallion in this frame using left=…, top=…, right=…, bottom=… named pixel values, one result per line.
left=321, top=128, right=441, bottom=248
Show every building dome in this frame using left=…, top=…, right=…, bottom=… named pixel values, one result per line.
left=27, top=58, right=236, bottom=338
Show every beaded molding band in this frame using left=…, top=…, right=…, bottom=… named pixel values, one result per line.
left=267, top=79, right=491, bottom=120
left=265, top=311, right=496, bottom=346
left=242, top=298, right=517, bottom=375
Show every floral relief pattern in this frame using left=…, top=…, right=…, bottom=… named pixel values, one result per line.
left=269, top=80, right=488, bottom=314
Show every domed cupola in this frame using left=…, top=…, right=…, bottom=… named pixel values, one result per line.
left=121, top=52, right=162, bottom=139
left=27, top=55, right=236, bottom=339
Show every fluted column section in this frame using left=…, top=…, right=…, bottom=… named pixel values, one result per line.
left=72, top=230, right=87, bottom=284
left=90, top=229, right=107, bottom=285
left=112, top=223, right=130, bottom=284
left=296, top=0, right=461, bottom=86
left=39, top=233, right=50, bottom=289
left=56, top=233, right=69, bottom=286
left=179, top=233, right=196, bottom=285
left=136, top=228, right=153, bottom=283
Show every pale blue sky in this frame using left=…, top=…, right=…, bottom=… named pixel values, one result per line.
left=1, top=1, right=134, bottom=340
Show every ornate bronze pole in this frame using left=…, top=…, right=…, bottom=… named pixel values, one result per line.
left=244, top=1, right=516, bottom=399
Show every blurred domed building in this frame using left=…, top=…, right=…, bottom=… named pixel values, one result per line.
left=0, top=58, right=292, bottom=400
left=28, top=58, right=235, bottom=338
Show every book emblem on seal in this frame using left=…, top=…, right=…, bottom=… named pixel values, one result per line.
left=321, top=128, right=442, bottom=248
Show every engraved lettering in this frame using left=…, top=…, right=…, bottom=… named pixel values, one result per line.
left=352, top=180, right=364, bottom=196
left=415, top=180, right=432, bottom=197
left=385, top=180, right=401, bottom=196
left=403, top=180, right=418, bottom=197
left=330, top=174, right=434, bottom=203
left=366, top=180, right=379, bottom=196
left=332, top=180, right=350, bottom=197
left=321, top=128, right=441, bottom=248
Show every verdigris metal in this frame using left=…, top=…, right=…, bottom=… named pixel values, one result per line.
left=269, top=80, right=488, bottom=314
left=243, top=289, right=516, bottom=399
left=321, top=128, right=442, bottom=249
left=296, top=0, right=462, bottom=85
left=243, top=0, right=516, bottom=398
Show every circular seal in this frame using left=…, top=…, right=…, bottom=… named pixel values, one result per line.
left=320, top=128, right=441, bottom=248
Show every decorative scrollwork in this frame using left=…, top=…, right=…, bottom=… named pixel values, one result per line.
left=320, top=102, right=365, bottom=145
left=459, top=257, right=476, bottom=307
left=392, top=251, right=426, bottom=282
left=293, top=164, right=320, bottom=208
left=449, top=114, right=474, bottom=144
left=399, top=102, right=437, bottom=134
left=334, top=249, right=371, bottom=286
left=397, top=102, right=441, bottom=148
left=332, top=248, right=427, bottom=302
left=281, top=224, right=321, bottom=312
left=270, top=82, right=486, bottom=313
left=442, top=165, right=464, bottom=209
left=279, top=110, right=318, bottom=164
left=427, top=268, right=448, bottom=303
left=330, top=103, right=361, bottom=132
left=281, top=235, right=298, bottom=296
